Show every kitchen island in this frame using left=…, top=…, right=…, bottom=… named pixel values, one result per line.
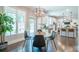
left=60, top=25, right=78, bottom=38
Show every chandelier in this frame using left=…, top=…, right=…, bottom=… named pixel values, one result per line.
left=34, top=7, right=46, bottom=17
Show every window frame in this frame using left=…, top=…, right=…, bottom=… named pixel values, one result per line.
left=4, top=6, right=25, bottom=36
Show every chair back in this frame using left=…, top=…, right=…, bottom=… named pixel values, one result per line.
left=24, top=31, right=28, bottom=38
left=33, top=35, right=45, bottom=47
left=50, top=31, right=56, bottom=40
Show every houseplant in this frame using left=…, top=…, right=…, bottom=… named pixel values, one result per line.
left=0, top=12, right=14, bottom=50
left=42, top=24, right=48, bottom=30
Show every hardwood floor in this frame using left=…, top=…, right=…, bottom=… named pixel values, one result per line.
left=0, top=41, right=24, bottom=52
left=56, top=34, right=77, bottom=52
left=1, top=33, right=78, bottom=52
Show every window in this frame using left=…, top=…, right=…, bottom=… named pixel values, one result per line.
left=5, top=7, right=16, bottom=36
left=17, top=11, right=25, bottom=33
left=4, top=7, right=25, bottom=36
left=29, top=17, right=35, bottom=36
left=6, top=13, right=16, bottom=35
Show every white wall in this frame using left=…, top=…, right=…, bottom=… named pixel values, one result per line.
left=0, top=6, right=4, bottom=12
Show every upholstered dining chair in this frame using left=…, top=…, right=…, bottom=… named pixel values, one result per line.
left=33, top=35, right=46, bottom=52
left=23, top=31, right=29, bottom=48
left=49, top=31, right=57, bottom=50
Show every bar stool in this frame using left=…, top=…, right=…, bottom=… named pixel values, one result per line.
left=76, top=26, right=78, bottom=38
left=61, top=28, right=67, bottom=40
left=68, top=28, right=75, bottom=38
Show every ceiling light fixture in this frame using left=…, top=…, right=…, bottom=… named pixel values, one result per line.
left=34, top=7, right=46, bottom=17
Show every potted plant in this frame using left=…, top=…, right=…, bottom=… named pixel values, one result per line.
left=0, top=12, right=14, bottom=50
left=42, top=24, right=48, bottom=30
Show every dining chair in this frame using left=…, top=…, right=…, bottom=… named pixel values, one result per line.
left=23, top=31, right=29, bottom=48
left=32, top=35, right=46, bottom=52
left=49, top=31, right=57, bottom=50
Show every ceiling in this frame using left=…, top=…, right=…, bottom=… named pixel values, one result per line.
left=32, top=6, right=78, bottom=19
